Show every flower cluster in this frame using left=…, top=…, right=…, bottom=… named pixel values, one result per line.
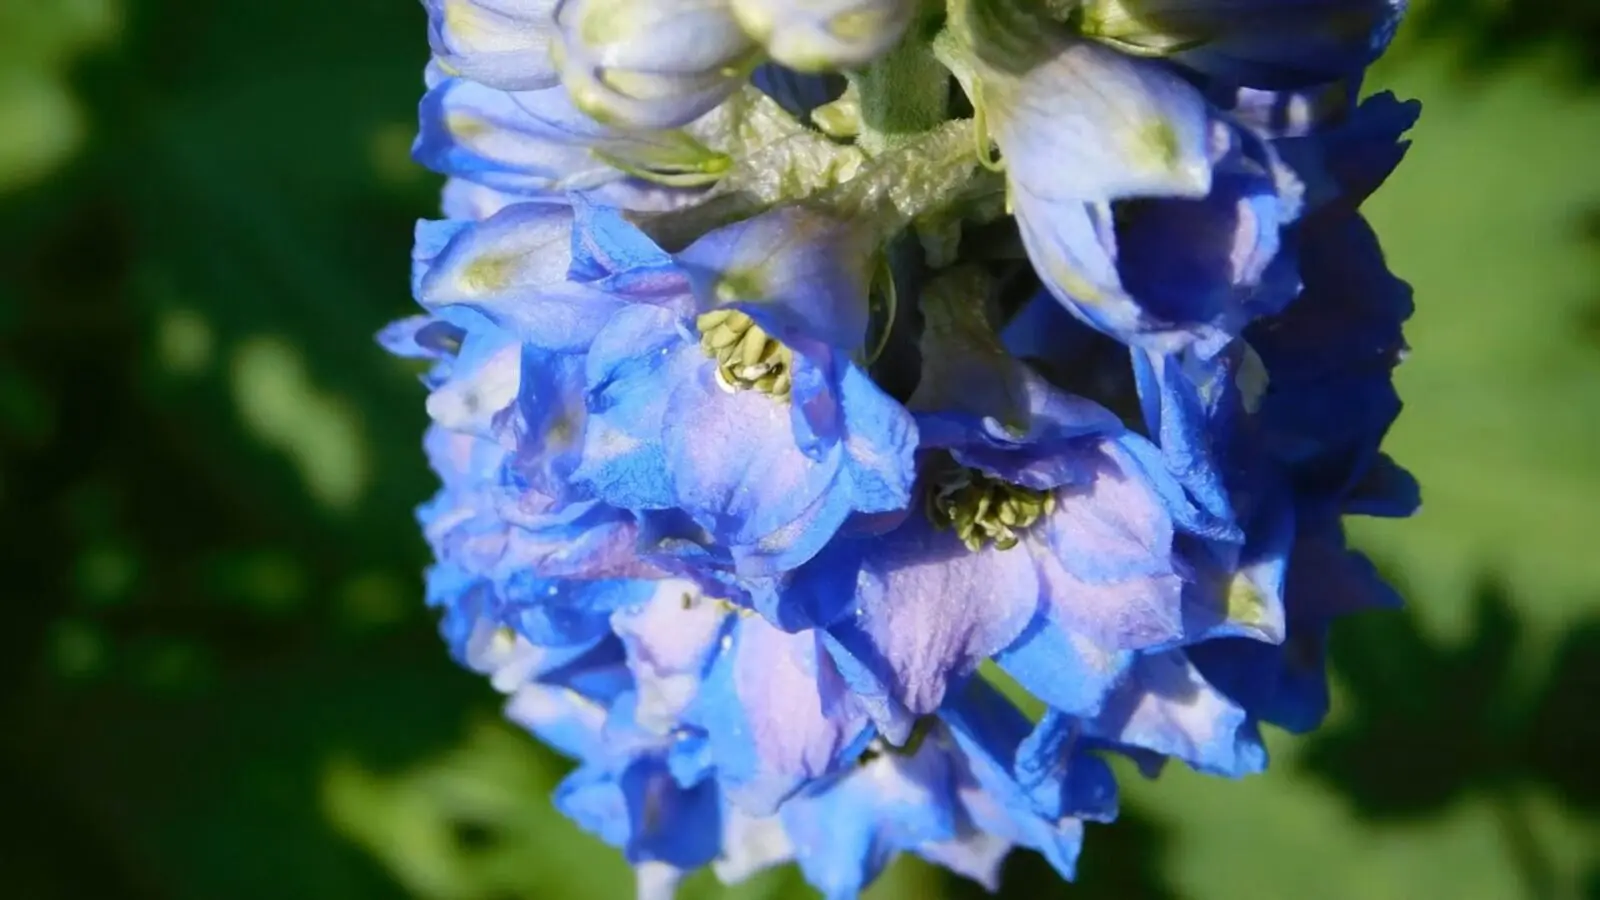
left=385, top=0, right=1419, bottom=896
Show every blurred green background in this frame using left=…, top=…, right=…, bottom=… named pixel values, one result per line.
left=1, top=0, right=1597, bottom=898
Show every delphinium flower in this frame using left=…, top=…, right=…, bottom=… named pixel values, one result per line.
left=384, top=0, right=1421, bottom=896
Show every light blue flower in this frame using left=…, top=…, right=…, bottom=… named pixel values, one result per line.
left=552, top=0, right=760, bottom=130
left=415, top=70, right=726, bottom=211
left=731, top=0, right=918, bottom=72
left=691, top=611, right=876, bottom=814
left=424, top=0, right=561, bottom=91
left=388, top=0, right=1425, bottom=886
left=948, top=21, right=1303, bottom=352
left=570, top=203, right=918, bottom=575
left=759, top=280, right=1270, bottom=752
left=705, top=678, right=1120, bottom=896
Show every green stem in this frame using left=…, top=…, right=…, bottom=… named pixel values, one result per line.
left=852, top=3, right=951, bottom=155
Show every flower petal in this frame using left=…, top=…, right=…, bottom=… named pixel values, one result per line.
left=662, top=360, right=854, bottom=572
left=695, top=616, right=874, bottom=815
left=425, top=0, right=561, bottom=90
left=825, top=514, right=1042, bottom=744
left=1086, top=649, right=1267, bottom=777
left=989, top=38, right=1213, bottom=202
left=611, top=579, right=733, bottom=733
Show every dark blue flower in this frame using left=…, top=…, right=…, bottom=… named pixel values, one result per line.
left=1079, top=0, right=1407, bottom=90
left=963, top=31, right=1304, bottom=352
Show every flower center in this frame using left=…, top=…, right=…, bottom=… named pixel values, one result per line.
left=925, top=465, right=1054, bottom=551
left=696, top=309, right=793, bottom=399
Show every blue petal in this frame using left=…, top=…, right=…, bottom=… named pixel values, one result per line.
left=414, top=218, right=474, bottom=294
left=1016, top=711, right=1120, bottom=823
left=1130, top=347, right=1241, bottom=531
left=1249, top=212, right=1411, bottom=508
left=377, top=315, right=460, bottom=361
left=553, top=0, right=755, bottom=130
left=416, top=204, right=647, bottom=352
left=695, top=617, right=874, bottom=815
left=940, top=680, right=1091, bottom=879
left=496, top=499, right=661, bottom=583
left=424, top=0, right=561, bottom=91
left=555, top=755, right=723, bottom=867
left=1161, top=0, right=1406, bottom=89
left=824, top=514, right=1042, bottom=745
left=732, top=0, right=918, bottom=71
left=779, top=739, right=963, bottom=899
left=661, top=359, right=859, bottom=574
left=1032, top=447, right=1186, bottom=650
left=499, top=573, right=655, bottom=647
left=713, top=807, right=796, bottom=885
left=1012, top=109, right=1304, bottom=351
left=749, top=63, right=845, bottom=117
left=415, top=76, right=620, bottom=193
left=1178, top=491, right=1293, bottom=644
left=1187, top=630, right=1328, bottom=735
left=675, top=206, right=877, bottom=353
left=573, top=307, right=696, bottom=511
left=761, top=531, right=869, bottom=633
left=571, top=199, right=681, bottom=281
left=1086, top=649, right=1267, bottom=777
left=988, top=38, right=1213, bottom=201
left=1273, top=90, right=1421, bottom=213
left=505, top=682, right=611, bottom=759
left=416, top=201, right=573, bottom=303
left=504, top=348, right=592, bottom=498
left=440, top=177, right=522, bottom=219
left=610, top=579, right=733, bottom=733
left=995, top=618, right=1132, bottom=717
left=834, top=363, right=919, bottom=516
left=423, top=324, right=521, bottom=441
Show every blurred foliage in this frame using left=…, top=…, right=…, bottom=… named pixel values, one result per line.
left=0, top=0, right=1598, bottom=899
left=0, top=0, right=119, bottom=191
left=1410, top=0, right=1600, bottom=86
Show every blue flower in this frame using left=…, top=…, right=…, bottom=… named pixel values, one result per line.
left=689, top=610, right=877, bottom=814
left=705, top=679, right=1121, bottom=897
left=415, top=69, right=727, bottom=211
left=760, top=277, right=1278, bottom=756
left=1249, top=210, right=1415, bottom=516
left=1079, top=0, right=1407, bottom=89
left=1111, top=90, right=1415, bottom=521
left=962, top=30, right=1304, bottom=352
left=1189, top=514, right=1402, bottom=735
left=388, top=0, right=1424, bottom=887
left=555, top=727, right=725, bottom=870
left=570, top=203, right=919, bottom=575
left=552, top=0, right=760, bottom=130
left=423, top=0, right=561, bottom=91
left=731, top=0, right=919, bottom=72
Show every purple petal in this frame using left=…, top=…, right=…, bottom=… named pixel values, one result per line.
left=827, top=515, right=1042, bottom=744
left=696, top=617, right=874, bottom=815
